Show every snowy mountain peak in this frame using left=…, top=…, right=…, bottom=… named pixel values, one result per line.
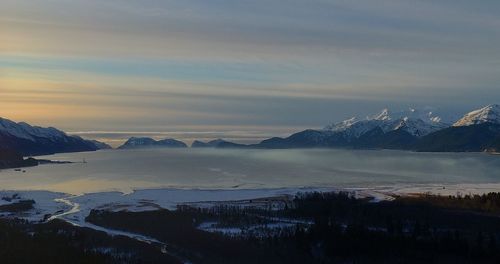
left=0, top=117, right=67, bottom=142
left=372, top=108, right=391, bottom=121
left=453, top=104, right=500, bottom=127
left=0, top=117, right=104, bottom=155
left=324, top=107, right=448, bottom=138
left=323, top=117, right=358, bottom=131
left=429, top=115, right=442, bottom=123
left=369, top=108, right=442, bottom=123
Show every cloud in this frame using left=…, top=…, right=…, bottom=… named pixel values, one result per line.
left=1, top=0, right=500, bottom=141
left=2, top=0, right=500, bottom=61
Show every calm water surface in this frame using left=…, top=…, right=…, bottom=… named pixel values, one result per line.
left=0, top=148, right=499, bottom=194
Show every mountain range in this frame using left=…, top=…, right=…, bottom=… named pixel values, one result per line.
left=255, top=104, right=500, bottom=152
left=145, top=104, right=497, bottom=152
left=0, top=117, right=111, bottom=156
left=115, top=104, right=500, bottom=152
left=323, top=108, right=448, bottom=138
left=1, top=104, right=499, bottom=156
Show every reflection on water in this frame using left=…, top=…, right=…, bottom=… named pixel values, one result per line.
left=0, top=148, right=499, bottom=194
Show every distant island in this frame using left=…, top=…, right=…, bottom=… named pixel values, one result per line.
left=191, top=139, right=247, bottom=148
left=118, top=137, right=187, bottom=149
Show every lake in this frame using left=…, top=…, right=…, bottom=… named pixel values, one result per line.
left=0, top=148, right=499, bottom=194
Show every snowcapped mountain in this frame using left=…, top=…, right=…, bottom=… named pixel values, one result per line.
left=453, top=104, right=500, bottom=127
left=324, top=108, right=449, bottom=138
left=0, top=117, right=106, bottom=155
left=0, top=118, right=68, bottom=142
left=260, top=104, right=499, bottom=152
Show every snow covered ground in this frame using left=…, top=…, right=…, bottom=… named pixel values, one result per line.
left=3, top=184, right=500, bottom=224
left=2, top=183, right=500, bottom=241
left=0, top=190, right=70, bottom=222
left=49, top=187, right=332, bottom=227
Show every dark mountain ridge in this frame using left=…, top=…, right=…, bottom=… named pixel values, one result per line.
left=0, top=117, right=108, bottom=156
left=118, top=137, right=187, bottom=149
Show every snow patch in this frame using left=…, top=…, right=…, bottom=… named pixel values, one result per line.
left=324, top=107, right=449, bottom=138
left=453, top=104, right=500, bottom=127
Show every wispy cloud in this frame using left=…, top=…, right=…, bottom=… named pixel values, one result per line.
left=1, top=0, right=500, bottom=140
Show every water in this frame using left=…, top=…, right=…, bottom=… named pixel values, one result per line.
left=0, top=148, right=499, bottom=194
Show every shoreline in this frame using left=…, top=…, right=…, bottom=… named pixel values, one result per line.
left=3, top=182, right=500, bottom=223
left=3, top=183, right=500, bottom=259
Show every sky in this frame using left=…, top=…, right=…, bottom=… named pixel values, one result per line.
left=1, top=0, right=500, bottom=145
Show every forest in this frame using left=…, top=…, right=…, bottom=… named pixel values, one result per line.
left=85, top=191, right=500, bottom=263
left=2, top=191, right=500, bottom=263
